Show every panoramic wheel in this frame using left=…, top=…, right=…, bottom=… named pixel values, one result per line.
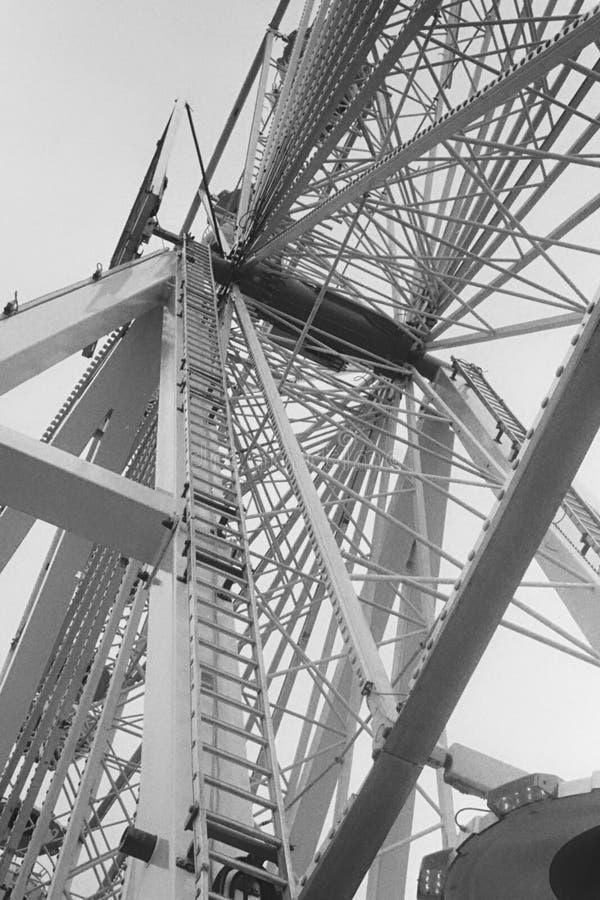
left=1, top=4, right=600, bottom=900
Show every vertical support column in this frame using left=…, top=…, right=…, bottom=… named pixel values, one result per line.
left=124, top=285, right=194, bottom=900
left=366, top=406, right=455, bottom=899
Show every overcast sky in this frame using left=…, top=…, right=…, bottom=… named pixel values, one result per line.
left=1, top=4, right=600, bottom=894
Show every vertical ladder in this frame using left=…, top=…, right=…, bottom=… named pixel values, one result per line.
left=179, top=240, right=295, bottom=900
left=452, top=356, right=600, bottom=560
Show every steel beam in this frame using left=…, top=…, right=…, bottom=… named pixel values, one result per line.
left=179, top=0, right=293, bottom=235
left=0, top=308, right=164, bottom=771
left=0, top=250, right=174, bottom=395
left=234, top=290, right=398, bottom=748
left=251, top=0, right=442, bottom=239
left=111, top=103, right=183, bottom=269
left=0, top=532, right=92, bottom=772
left=0, top=423, right=179, bottom=562
left=125, top=274, right=193, bottom=900
left=297, top=292, right=600, bottom=898
left=429, top=312, right=581, bottom=351
left=288, top=413, right=452, bottom=877
left=433, top=368, right=600, bottom=650
left=0, top=308, right=163, bottom=575
left=366, top=412, right=454, bottom=899
left=248, top=5, right=600, bottom=263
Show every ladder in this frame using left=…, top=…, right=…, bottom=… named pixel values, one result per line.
left=179, top=240, right=295, bottom=900
left=452, top=357, right=600, bottom=560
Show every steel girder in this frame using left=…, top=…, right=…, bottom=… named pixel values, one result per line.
left=247, top=5, right=600, bottom=263
left=296, top=295, right=600, bottom=897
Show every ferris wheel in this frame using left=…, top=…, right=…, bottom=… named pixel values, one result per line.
left=2, top=2, right=600, bottom=899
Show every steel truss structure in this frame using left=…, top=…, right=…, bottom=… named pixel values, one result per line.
left=2, top=2, right=600, bottom=898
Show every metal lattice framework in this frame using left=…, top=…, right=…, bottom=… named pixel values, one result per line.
left=2, top=3, right=600, bottom=899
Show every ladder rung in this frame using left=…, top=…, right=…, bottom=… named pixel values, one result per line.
left=186, top=361, right=221, bottom=382
left=187, top=402, right=227, bottom=424
left=204, top=776, right=277, bottom=811
left=202, top=714, right=267, bottom=746
left=188, top=388, right=225, bottom=408
left=194, top=577, right=247, bottom=604
left=185, top=326, right=216, bottom=342
left=196, top=598, right=252, bottom=627
left=186, top=281, right=214, bottom=294
left=196, top=615, right=254, bottom=646
left=183, top=322, right=218, bottom=344
left=192, top=492, right=239, bottom=519
left=193, top=529, right=243, bottom=557
left=196, top=637, right=255, bottom=666
left=199, top=659, right=258, bottom=689
left=203, top=742, right=272, bottom=777
left=209, top=850, right=287, bottom=888
left=188, top=436, right=231, bottom=460
left=206, top=810, right=281, bottom=853
left=194, top=551, right=245, bottom=580
left=200, top=685, right=263, bottom=717
left=193, top=513, right=240, bottom=540
left=190, top=467, right=235, bottom=491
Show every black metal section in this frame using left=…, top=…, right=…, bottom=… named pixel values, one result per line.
left=0, top=801, right=65, bottom=856
left=211, top=856, right=281, bottom=899
left=206, top=811, right=281, bottom=865
left=550, top=823, right=600, bottom=900
left=185, top=103, right=225, bottom=257
left=110, top=112, right=174, bottom=270
left=443, top=792, right=600, bottom=900
left=82, top=109, right=175, bottom=358
left=118, top=825, right=158, bottom=863
left=211, top=253, right=441, bottom=379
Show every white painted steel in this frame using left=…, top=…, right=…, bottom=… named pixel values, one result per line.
left=0, top=251, right=174, bottom=395
left=0, top=421, right=179, bottom=561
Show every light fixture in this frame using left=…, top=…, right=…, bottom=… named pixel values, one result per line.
left=417, top=849, right=453, bottom=898
left=487, top=773, right=561, bottom=818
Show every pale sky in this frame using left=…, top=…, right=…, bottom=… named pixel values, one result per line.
left=1, top=4, right=600, bottom=895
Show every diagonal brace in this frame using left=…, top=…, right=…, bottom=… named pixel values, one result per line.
left=234, top=289, right=398, bottom=751
left=298, top=291, right=600, bottom=899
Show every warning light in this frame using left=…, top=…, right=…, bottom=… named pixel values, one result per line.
left=486, top=773, right=561, bottom=818
left=417, top=849, right=453, bottom=898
